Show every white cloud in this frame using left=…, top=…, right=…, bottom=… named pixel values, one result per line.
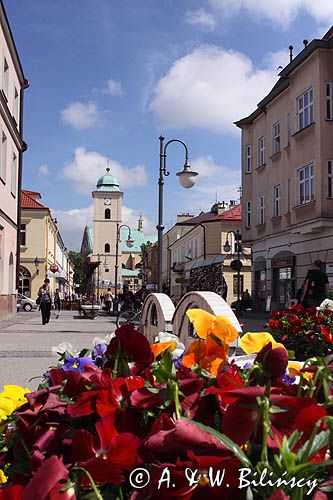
left=107, top=78, right=124, bottom=96
left=53, top=204, right=154, bottom=251
left=208, top=0, right=333, bottom=27
left=185, top=8, right=216, bottom=31
left=37, top=164, right=49, bottom=176
left=61, top=147, right=148, bottom=194
left=166, top=156, right=241, bottom=221
left=60, top=101, right=104, bottom=130
left=150, top=45, right=281, bottom=134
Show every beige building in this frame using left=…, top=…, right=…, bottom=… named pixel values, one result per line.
left=0, top=1, right=28, bottom=319
left=158, top=202, right=251, bottom=304
left=19, top=190, right=74, bottom=300
left=236, top=27, right=333, bottom=310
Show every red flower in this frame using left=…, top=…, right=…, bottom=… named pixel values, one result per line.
left=69, top=414, right=140, bottom=485
left=255, top=343, right=288, bottom=381
left=321, top=326, right=333, bottom=343
left=68, top=371, right=145, bottom=418
left=105, top=324, right=153, bottom=374
left=269, top=319, right=283, bottom=330
left=22, top=456, right=70, bottom=500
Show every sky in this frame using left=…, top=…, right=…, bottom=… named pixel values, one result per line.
left=6, top=0, right=332, bottom=250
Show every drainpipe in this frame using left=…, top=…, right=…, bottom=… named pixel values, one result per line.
left=198, top=223, right=206, bottom=259
left=16, top=80, right=29, bottom=290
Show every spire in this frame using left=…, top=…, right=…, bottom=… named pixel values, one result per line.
left=138, top=213, right=143, bottom=232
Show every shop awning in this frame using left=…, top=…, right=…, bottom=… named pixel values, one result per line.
left=191, top=255, right=226, bottom=270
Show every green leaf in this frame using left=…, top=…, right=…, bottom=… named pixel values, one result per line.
left=184, top=418, right=252, bottom=468
left=298, top=429, right=329, bottom=463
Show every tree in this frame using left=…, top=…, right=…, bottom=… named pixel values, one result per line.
left=69, top=251, right=85, bottom=291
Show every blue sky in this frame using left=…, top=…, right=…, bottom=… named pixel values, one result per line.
left=6, top=0, right=332, bottom=250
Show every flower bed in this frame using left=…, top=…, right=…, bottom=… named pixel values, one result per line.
left=268, top=301, right=333, bottom=360
left=0, top=309, right=333, bottom=499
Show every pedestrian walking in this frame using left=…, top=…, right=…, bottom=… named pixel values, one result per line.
left=301, top=260, right=329, bottom=307
left=38, top=279, right=52, bottom=325
left=104, top=288, right=113, bottom=314
left=54, top=288, right=62, bottom=319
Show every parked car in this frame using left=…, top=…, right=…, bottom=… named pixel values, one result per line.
left=17, top=293, right=37, bottom=312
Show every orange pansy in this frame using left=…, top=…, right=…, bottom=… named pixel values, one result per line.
left=151, top=341, right=177, bottom=360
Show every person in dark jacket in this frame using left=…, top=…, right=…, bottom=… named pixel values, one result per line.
left=301, top=260, right=329, bottom=307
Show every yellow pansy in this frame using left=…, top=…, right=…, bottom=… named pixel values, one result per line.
left=0, top=469, right=7, bottom=483
left=0, top=385, right=30, bottom=423
left=288, top=361, right=313, bottom=381
left=186, top=309, right=238, bottom=345
left=240, top=332, right=286, bottom=354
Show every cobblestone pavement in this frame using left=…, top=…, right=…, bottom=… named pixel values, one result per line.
left=0, top=309, right=269, bottom=391
left=0, top=310, right=116, bottom=390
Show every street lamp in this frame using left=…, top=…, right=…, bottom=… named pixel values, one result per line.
left=157, top=135, right=198, bottom=292
left=113, top=224, right=134, bottom=311
left=223, top=230, right=242, bottom=316
left=34, top=257, right=40, bottom=275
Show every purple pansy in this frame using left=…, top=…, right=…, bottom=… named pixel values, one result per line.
left=62, top=356, right=93, bottom=372
left=92, top=343, right=107, bottom=367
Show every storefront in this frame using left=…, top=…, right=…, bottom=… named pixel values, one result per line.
left=271, top=252, right=296, bottom=309
left=253, top=257, right=266, bottom=311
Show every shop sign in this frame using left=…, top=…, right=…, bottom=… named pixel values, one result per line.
left=271, top=257, right=294, bottom=269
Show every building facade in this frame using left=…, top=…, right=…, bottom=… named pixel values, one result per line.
left=236, top=27, right=333, bottom=310
left=0, top=1, right=28, bottom=319
left=19, top=190, right=74, bottom=299
left=81, top=169, right=155, bottom=296
left=156, top=203, right=251, bottom=304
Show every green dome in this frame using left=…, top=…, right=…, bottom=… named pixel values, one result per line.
left=96, top=168, right=120, bottom=192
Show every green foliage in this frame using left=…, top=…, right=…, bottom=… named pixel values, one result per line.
left=69, top=251, right=85, bottom=290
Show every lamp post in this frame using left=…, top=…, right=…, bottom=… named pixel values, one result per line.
left=113, top=223, right=134, bottom=312
left=157, top=135, right=198, bottom=293
left=223, top=230, right=242, bottom=316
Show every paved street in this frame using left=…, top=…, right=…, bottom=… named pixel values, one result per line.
left=0, top=310, right=117, bottom=391
left=0, top=308, right=269, bottom=392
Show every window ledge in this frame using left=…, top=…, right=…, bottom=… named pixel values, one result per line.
left=255, top=222, right=266, bottom=228
left=270, top=151, right=281, bottom=161
left=284, top=145, right=291, bottom=151
left=325, top=119, right=333, bottom=122
left=244, top=171, right=252, bottom=175
left=271, top=216, right=282, bottom=221
left=327, top=197, right=333, bottom=200
left=293, top=200, right=316, bottom=210
left=292, top=122, right=315, bottom=138
left=255, top=163, right=266, bottom=171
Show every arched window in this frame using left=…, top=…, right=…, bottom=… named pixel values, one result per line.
left=105, top=208, right=111, bottom=220
left=104, top=243, right=110, bottom=253
left=150, top=303, right=158, bottom=326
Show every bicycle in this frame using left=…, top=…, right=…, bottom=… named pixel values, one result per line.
left=116, top=304, right=142, bottom=329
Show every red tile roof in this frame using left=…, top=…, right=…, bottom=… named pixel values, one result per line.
left=178, top=204, right=241, bottom=225
left=21, top=190, right=48, bottom=210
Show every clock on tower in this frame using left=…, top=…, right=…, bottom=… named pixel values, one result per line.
left=104, top=198, right=111, bottom=205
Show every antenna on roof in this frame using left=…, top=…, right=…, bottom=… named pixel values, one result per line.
left=289, top=45, right=293, bottom=62
left=237, top=186, right=242, bottom=198
left=106, top=157, right=110, bottom=173
left=303, top=39, right=308, bottom=48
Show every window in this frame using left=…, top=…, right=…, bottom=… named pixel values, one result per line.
left=258, top=136, right=265, bottom=166
left=0, top=132, right=7, bottom=182
left=297, top=88, right=313, bottom=130
left=233, top=275, right=244, bottom=296
left=298, top=163, right=314, bottom=204
left=105, top=208, right=111, bottom=219
left=286, top=112, right=291, bottom=146
left=273, top=185, right=281, bottom=217
left=11, top=152, right=17, bottom=196
left=328, top=160, right=333, bottom=198
left=245, top=201, right=251, bottom=228
left=3, top=58, right=8, bottom=98
left=258, top=195, right=265, bottom=224
left=20, top=224, right=26, bottom=246
left=13, top=87, right=19, bottom=124
left=104, top=243, right=110, bottom=253
left=245, top=145, right=251, bottom=173
left=272, top=122, right=280, bottom=155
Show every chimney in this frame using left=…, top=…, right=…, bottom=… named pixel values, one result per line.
left=177, top=213, right=194, bottom=223
left=138, top=214, right=143, bottom=232
left=211, top=201, right=227, bottom=215
left=229, top=200, right=237, bottom=207
left=289, top=45, right=293, bottom=62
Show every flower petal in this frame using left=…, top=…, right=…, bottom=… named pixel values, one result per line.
left=151, top=341, right=177, bottom=359
left=186, top=309, right=215, bottom=339
left=240, top=332, right=285, bottom=354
